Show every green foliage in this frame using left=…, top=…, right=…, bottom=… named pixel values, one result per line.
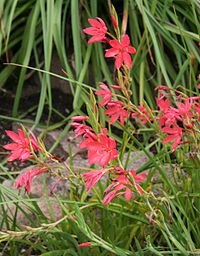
left=0, top=0, right=200, bottom=255
left=0, top=0, right=199, bottom=124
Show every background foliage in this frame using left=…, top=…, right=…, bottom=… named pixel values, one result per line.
left=0, top=0, right=200, bottom=255
left=0, top=0, right=199, bottom=124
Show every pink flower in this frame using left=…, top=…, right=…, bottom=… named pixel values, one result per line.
left=130, top=170, right=147, bottom=194
left=156, top=95, right=171, bottom=112
left=70, top=122, right=94, bottom=138
left=159, top=109, right=180, bottom=127
left=156, top=95, right=181, bottom=127
left=15, top=167, right=46, bottom=193
left=71, top=116, right=89, bottom=121
left=78, top=242, right=92, bottom=247
left=80, top=130, right=118, bottom=167
left=3, top=129, right=41, bottom=162
left=104, top=100, right=128, bottom=126
left=177, top=98, right=193, bottom=120
left=83, top=18, right=107, bottom=44
left=70, top=116, right=94, bottom=138
left=162, top=123, right=183, bottom=151
left=83, top=169, right=107, bottom=191
left=95, top=82, right=112, bottom=107
left=131, top=106, right=151, bottom=124
left=103, top=185, right=124, bottom=205
left=103, top=167, right=146, bottom=204
left=105, top=35, right=136, bottom=69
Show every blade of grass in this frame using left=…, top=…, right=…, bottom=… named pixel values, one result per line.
left=71, top=0, right=83, bottom=109
left=12, top=2, right=40, bottom=117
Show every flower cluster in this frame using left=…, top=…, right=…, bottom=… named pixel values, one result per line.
left=70, top=114, right=147, bottom=204
left=83, top=17, right=136, bottom=70
left=131, top=106, right=152, bottom=125
left=2, top=128, right=46, bottom=191
left=3, top=129, right=41, bottom=162
left=15, top=167, right=46, bottom=193
left=156, top=86, right=200, bottom=151
left=82, top=166, right=147, bottom=205
left=2, top=11, right=200, bottom=256
left=78, top=15, right=200, bottom=204
left=64, top=15, right=147, bottom=204
left=6, top=14, right=200, bottom=207
left=83, top=17, right=153, bottom=129
left=103, top=167, right=147, bottom=204
left=71, top=116, right=118, bottom=167
left=71, top=14, right=147, bottom=200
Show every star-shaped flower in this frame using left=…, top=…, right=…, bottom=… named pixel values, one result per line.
left=3, top=129, right=41, bottom=162
left=105, top=35, right=136, bottom=69
left=95, top=82, right=112, bottom=107
left=83, top=18, right=107, bottom=44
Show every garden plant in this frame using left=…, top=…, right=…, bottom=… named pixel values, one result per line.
left=0, top=1, right=200, bottom=255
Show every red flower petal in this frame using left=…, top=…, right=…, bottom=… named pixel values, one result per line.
left=115, top=54, right=123, bottom=69
left=121, top=35, right=130, bottom=46
left=105, top=48, right=119, bottom=57
left=127, top=45, right=136, bottom=54
left=122, top=52, right=132, bottom=68
left=3, top=143, right=18, bottom=150
left=5, top=130, right=20, bottom=143
left=7, top=150, right=22, bottom=162
left=109, top=39, right=121, bottom=48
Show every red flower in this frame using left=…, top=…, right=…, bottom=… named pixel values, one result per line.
left=131, top=106, right=152, bottom=124
left=95, top=82, right=112, bottom=107
left=103, top=167, right=146, bottom=204
left=104, top=100, right=128, bottom=126
left=15, top=167, right=46, bottom=193
left=70, top=115, right=97, bottom=139
left=177, top=98, right=193, bottom=120
left=71, top=122, right=95, bottom=138
left=156, top=95, right=181, bottom=127
left=162, top=123, right=183, bottom=151
left=156, top=95, right=171, bottom=112
left=71, top=116, right=89, bottom=122
left=83, top=169, right=107, bottom=191
left=105, top=35, right=136, bottom=69
left=78, top=242, right=92, bottom=247
left=80, top=130, right=118, bottom=167
left=160, top=108, right=182, bottom=127
left=83, top=18, right=107, bottom=44
left=3, top=129, right=41, bottom=162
